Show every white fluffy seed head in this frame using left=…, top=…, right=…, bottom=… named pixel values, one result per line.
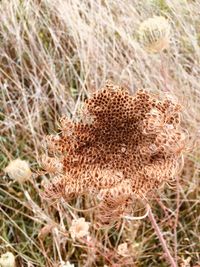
left=69, top=217, right=90, bottom=240
left=59, top=261, right=75, bottom=267
left=0, top=252, right=15, bottom=267
left=117, top=242, right=129, bottom=257
left=4, top=159, right=32, bottom=183
left=138, top=16, right=171, bottom=53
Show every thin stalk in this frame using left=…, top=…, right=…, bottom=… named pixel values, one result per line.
left=148, top=206, right=177, bottom=267
left=174, top=175, right=180, bottom=265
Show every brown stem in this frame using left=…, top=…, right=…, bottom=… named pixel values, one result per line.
left=174, top=175, right=180, bottom=265
left=148, top=206, right=177, bottom=267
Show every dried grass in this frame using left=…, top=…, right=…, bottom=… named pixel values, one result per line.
left=0, top=0, right=200, bottom=266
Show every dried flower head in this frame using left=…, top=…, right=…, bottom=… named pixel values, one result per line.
left=43, top=83, right=185, bottom=224
left=4, top=159, right=32, bottom=183
left=117, top=242, right=129, bottom=257
left=59, top=261, right=74, bottom=267
left=69, top=217, right=90, bottom=240
left=0, top=252, right=15, bottom=267
left=138, top=16, right=171, bottom=53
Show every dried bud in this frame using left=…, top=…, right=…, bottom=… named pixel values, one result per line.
left=0, top=252, right=15, bottom=267
left=69, top=217, right=90, bottom=240
left=138, top=16, right=171, bottom=53
left=117, top=242, right=130, bottom=257
left=59, top=261, right=74, bottom=267
left=40, top=154, right=63, bottom=173
left=4, top=159, right=32, bottom=183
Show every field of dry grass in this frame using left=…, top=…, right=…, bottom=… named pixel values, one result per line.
left=0, top=0, right=200, bottom=266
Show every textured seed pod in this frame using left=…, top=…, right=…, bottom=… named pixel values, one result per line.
left=42, top=83, right=185, bottom=224
left=138, top=16, right=171, bottom=53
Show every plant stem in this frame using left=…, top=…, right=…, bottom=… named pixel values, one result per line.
left=148, top=206, right=177, bottom=267
left=174, top=175, right=180, bottom=265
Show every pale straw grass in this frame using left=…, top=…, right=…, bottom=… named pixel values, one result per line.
left=0, top=0, right=200, bottom=266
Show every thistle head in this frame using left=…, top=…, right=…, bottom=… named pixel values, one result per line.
left=0, top=252, right=15, bottom=267
left=59, top=261, right=74, bottom=267
left=138, top=16, right=171, bottom=53
left=69, top=217, right=90, bottom=240
left=4, top=159, right=32, bottom=183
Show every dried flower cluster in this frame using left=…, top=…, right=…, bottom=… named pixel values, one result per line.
left=42, top=83, right=185, bottom=223
left=138, top=16, right=171, bottom=53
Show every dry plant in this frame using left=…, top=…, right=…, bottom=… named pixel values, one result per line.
left=138, top=16, right=171, bottom=53
left=0, top=0, right=200, bottom=266
left=42, top=83, right=185, bottom=221
left=42, top=82, right=185, bottom=266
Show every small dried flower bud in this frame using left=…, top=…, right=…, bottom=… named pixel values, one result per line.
left=138, top=16, right=171, bottom=53
left=40, top=154, right=63, bottom=173
left=4, top=159, right=32, bottom=183
left=117, top=242, right=130, bottom=257
left=45, top=134, right=62, bottom=153
left=59, top=261, right=74, bottom=267
left=69, top=217, right=90, bottom=240
left=59, top=117, right=74, bottom=136
left=0, top=252, right=15, bottom=267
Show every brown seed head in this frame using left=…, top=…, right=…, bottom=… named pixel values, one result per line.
left=42, top=83, right=185, bottom=223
